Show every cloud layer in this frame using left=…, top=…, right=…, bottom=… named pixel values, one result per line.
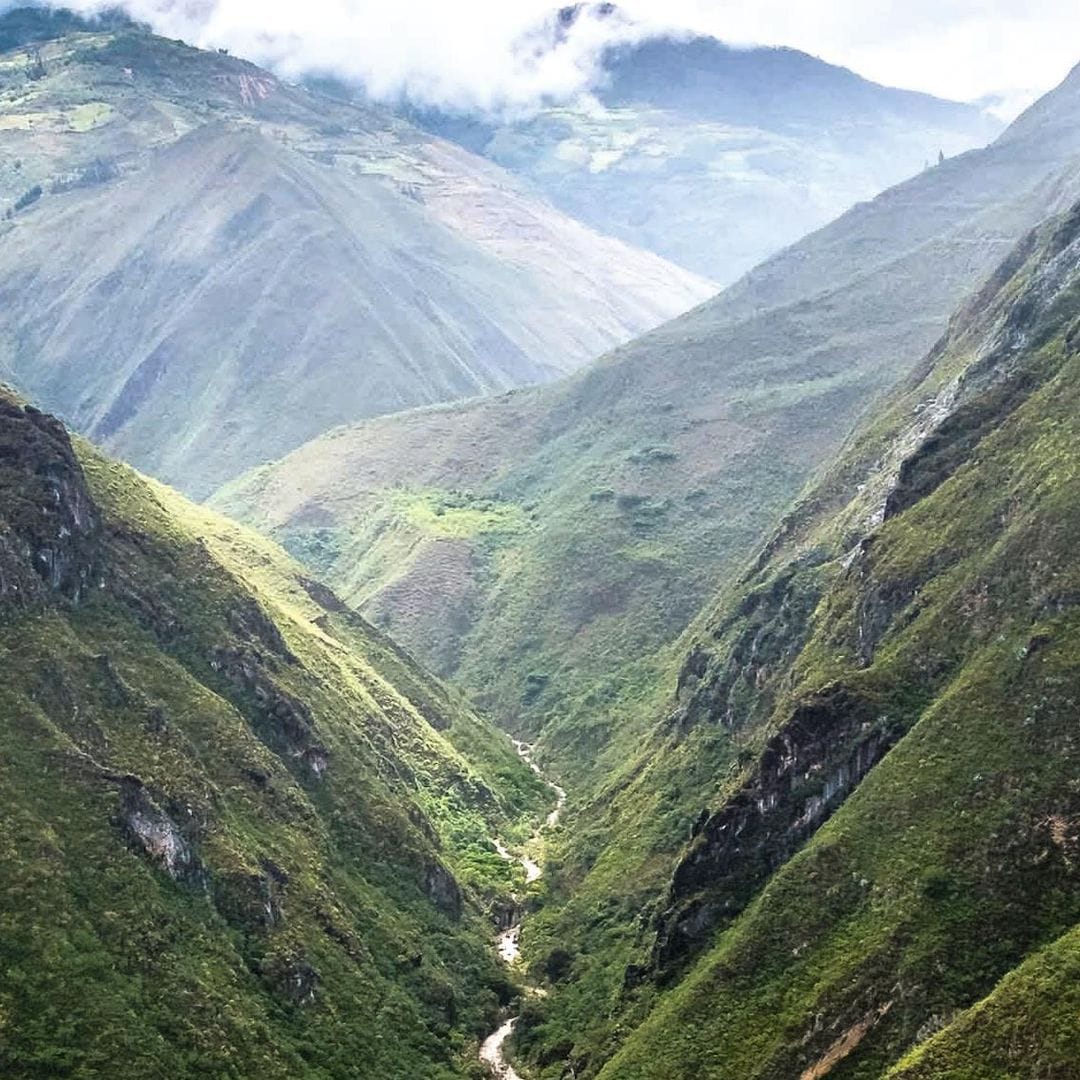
left=62, top=1, right=657, bottom=113
left=48, top=0, right=1080, bottom=116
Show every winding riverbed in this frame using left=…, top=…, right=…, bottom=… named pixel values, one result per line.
left=481, top=740, right=566, bottom=1078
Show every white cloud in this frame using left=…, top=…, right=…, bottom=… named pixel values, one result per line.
left=62, top=1, right=651, bottom=113
left=59, top=0, right=1080, bottom=116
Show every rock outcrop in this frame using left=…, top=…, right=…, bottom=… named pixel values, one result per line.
left=652, top=685, right=899, bottom=974
left=0, top=392, right=100, bottom=606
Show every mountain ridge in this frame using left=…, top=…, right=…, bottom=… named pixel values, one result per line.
left=217, top=57, right=1080, bottom=793
left=562, top=181, right=1080, bottom=1080
left=0, top=14, right=712, bottom=497
left=0, top=378, right=554, bottom=1077
left=412, top=27, right=1001, bottom=282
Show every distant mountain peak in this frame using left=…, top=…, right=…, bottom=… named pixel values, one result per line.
left=523, top=1, right=629, bottom=61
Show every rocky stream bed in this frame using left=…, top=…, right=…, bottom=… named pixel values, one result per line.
left=479, top=740, right=566, bottom=1079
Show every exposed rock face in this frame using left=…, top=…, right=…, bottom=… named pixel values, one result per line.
left=0, top=387, right=529, bottom=1076
left=848, top=541, right=920, bottom=667
left=424, top=859, right=464, bottom=921
left=281, top=960, right=319, bottom=1006
left=209, top=644, right=329, bottom=778
left=262, top=954, right=320, bottom=1007
left=226, top=598, right=297, bottom=662
left=298, top=575, right=350, bottom=614
left=117, top=778, right=204, bottom=885
left=672, top=557, right=827, bottom=733
left=652, top=686, right=901, bottom=974
left=647, top=208, right=1080, bottom=979
left=0, top=393, right=100, bottom=606
left=214, top=859, right=289, bottom=931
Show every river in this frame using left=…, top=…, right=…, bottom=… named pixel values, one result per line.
left=480, top=739, right=566, bottom=1078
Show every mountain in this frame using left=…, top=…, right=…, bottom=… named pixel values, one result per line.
left=0, top=11, right=712, bottom=498
left=413, top=27, right=1001, bottom=283
left=518, top=177, right=1080, bottom=1080
left=216, top=60, right=1080, bottom=791
left=0, top=382, right=555, bottom=1077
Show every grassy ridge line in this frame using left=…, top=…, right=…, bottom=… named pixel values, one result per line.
left=544, top=202, right=1080, bottom=1077
left=886, top=923, right=1080, bottom=1077
left=0, top=389, right=550, bottom=1077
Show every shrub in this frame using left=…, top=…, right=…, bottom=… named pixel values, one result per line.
left=13, top=184, right=43, bottom=213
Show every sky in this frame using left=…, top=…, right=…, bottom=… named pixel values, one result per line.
left=55, top=0, right=1080, bottom=117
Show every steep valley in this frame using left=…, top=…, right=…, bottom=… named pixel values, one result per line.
left=3, top=7, right=1080, bottom=1080
left=217, top=57, right=1080, bottom=795
left=212, top=57, right=1080, bottom=1080
left=482, top=741, right=566, bottom=1080
left=505, top=176, right=1080, bottom=1079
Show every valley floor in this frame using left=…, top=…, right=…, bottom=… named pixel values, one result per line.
left=482, top=742, right=567, bottom=1079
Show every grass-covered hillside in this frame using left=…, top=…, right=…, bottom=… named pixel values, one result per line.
left=512, top=193, right=1080, bottom=1078
left=216, top=59, right=1080, bottom=792
left=0, top=9, right=711, bottom=497
left=0, top=385, right=552, bottom=1078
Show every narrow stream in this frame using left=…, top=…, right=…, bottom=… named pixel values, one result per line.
left=480, top=739, right=566, bottom=1079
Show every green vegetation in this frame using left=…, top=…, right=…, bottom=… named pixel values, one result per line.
left=5, top=13, right=1080, bottom=1080
left=510, top=195, right=1080, bottom=1077
left=396, top=489, right=531, bottom=540
left=66, top=100, right=113, bottom=131
left=219, top=57, right=1080, bottom=798
left=0, top=387, right=551, bottom=1078
left=887, top=925, right=1080, bottom=1078
left=10, top=182, right=40, bottom=212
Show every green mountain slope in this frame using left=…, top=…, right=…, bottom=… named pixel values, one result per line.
left=416, top=29, right=1001, bottom=284
left=0, top=384, right=552, bottom=1078
left=216, top=61, right=1080, bottom=788
left=0, top=12, right=712, bottom=497
left=518, top=189, right=1080, bottom=1079
left=886, top=923, right=1080, bottom=1078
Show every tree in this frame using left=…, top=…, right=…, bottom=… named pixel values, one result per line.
left=26, top=45, right=45, bottom=80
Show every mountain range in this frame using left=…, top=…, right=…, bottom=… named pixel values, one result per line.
left=4, top=6, right=1080, bottom=1080
left=0, top=10, right=711, bottom=497
left=218, top=57, right=1080, bottom=793
left=412, top=23, right=1002, bottom=283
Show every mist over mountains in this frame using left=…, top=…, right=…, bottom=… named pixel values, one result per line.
left=0, top=11, right=711, bottom=496
left=413, top=32, right=1001, bottom=281
left=26, top=0, right=1075, bottom=118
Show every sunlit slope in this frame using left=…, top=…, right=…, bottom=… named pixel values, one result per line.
left=0, top=385, right=549, bottom=1078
